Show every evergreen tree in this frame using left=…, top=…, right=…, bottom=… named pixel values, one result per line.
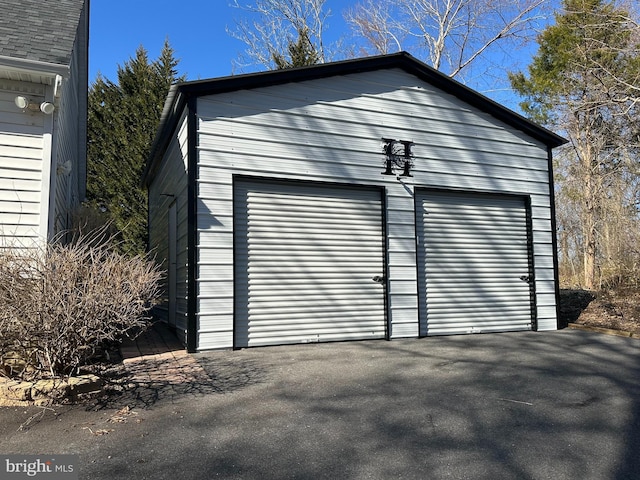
left=509, top=0, right=640, bottom=288
left=229, top=0, right=332, bottom=71
left=272, top=27, right=321, bottom=69
left=509, top=0, right=637, bottom=125
left=86, top=40, right=183, bottom=255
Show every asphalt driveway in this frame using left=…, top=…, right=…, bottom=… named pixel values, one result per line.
left=1, top=329, right=638, bottom=479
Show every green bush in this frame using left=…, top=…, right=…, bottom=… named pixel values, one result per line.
left=0, top=233, right=163, bottom=379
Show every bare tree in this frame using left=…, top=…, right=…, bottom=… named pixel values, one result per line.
left=560, top=3, right=639, bottom=289
left=512, top=0, right=640, bottom=289
left=344, top=1, right=404, bottom=56
left=345, top=0, right=548, bottom=78
left=228, top=0, right=334, bottom=71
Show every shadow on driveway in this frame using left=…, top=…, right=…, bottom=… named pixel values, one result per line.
left=0, top=330, right=638, bottom=480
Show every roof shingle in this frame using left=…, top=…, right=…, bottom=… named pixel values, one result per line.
left=0, top=0, right=86, bottom=66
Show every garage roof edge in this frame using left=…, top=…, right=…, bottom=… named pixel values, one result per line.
left=143, top=52, right=567, bottom=187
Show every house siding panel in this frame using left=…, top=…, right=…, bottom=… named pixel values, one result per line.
left=52, top=50, right=81, bottom=236
left=50, top=2, right=88, bottom=240
left=1, top=0, right=87, bottom=248
left=0, top=86, right=45, bottom=247
left=189, top=68, right=556, bottom=350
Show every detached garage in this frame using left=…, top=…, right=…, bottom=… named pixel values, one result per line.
left=143, top=52, right=566, bottom=352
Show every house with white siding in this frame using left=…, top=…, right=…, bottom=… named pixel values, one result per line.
left=0, top=0, right=88, bottom=248
left=144, top=52, right=567, bottom=352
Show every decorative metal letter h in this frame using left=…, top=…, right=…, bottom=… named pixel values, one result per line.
left=382, top=138, right=414, bottom=177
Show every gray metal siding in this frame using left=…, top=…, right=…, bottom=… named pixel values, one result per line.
left=186, top=67, right=557, bottom=349
left=147, top=112, right=189, bottom=344
left=233, top=179, right=386, bottom=347
left=417, top=191, right=533, bottom=335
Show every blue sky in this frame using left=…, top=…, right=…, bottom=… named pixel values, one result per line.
left=89, top=0, right=549, bottom=110
left=89, top=1, right=353, bottom=83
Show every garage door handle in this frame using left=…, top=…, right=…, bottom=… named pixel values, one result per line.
left=520, top=275, right=533, bottom=284
left=372, top=275, right=386, bottom=284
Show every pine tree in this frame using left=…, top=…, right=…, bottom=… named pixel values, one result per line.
left=86, top=40, right=183, bottom=255
left=272, top=27, right=321, bottom=69
left=509, top=0, right=640, bottom=288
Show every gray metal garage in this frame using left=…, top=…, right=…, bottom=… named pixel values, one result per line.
left=143, top=52, right=566, bottom=352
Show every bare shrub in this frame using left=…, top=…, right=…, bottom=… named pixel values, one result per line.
left=0, top=232, right=163, bottom=380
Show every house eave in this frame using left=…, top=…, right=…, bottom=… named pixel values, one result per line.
left=0, top=55, right=70, bottom=82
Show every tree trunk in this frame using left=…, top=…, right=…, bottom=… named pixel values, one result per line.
left=582, top=165, right=598, bottom=290
left=583, top=227, right=597, bottom=289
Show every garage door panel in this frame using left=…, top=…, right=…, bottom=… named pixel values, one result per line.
left=236, top=240, right=382, bottom=249
left=245, top=281, right=383, bottom=292
left=425, top=256, right=530, bottom=265
left=235, top=180, right=386, bottom=347
left=244, top=270, right=378, bottom=280
left=244, top=223, right=382, bottom=232
left=241, top=310, right=385, bottom=323
left=426, top=232, right=528, bottom=242
left=418, top=191, right=534, bottom=335
left=425, top=267, right=530, bottom=277
left=423, top=217, right=527, bottom=229
left=238, top=330, right=382, bottom=347
left=424, top=287, right=532, bottom=301
left=244, top=294, right=384, bottom=308
left=426, top=301, right=532, bottom=313
left=243, top=261, right=380, bottom=270
left=244, top=287, right=383, bottom=299
left=427, top=320, right=531, bottom=335
left=425, top=241, right=528, bottom=250
left=425, top=290, right=532, bottom=302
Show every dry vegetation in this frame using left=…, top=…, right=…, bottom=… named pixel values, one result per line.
left=0, top=234, right=163, bottom=381
left=559, top=288, right=640, bottom=335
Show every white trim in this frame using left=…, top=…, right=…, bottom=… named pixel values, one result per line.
left=53, top=75, right=63, bottom=98
left=0, top=55, right=70, bottom=79
left=38, top=83, right=56, bottom=241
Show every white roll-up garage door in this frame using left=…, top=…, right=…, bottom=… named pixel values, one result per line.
left=234, top=180, right=387, bottom=348
left=417, top=190, right=534, bottom=335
